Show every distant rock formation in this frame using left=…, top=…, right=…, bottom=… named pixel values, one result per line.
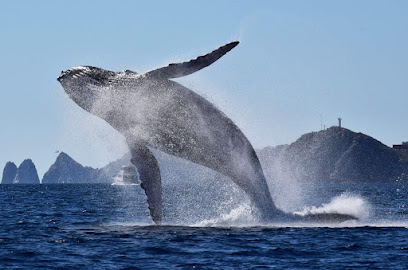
left=42, top=152, right=114, bottom=184
left=41, top=150, right=218, bottom=185
left=13, top=159, right=40, bottom=184
left=258, top=127, right=406, bottom=183
left=1, top=162, right=17, bottom=184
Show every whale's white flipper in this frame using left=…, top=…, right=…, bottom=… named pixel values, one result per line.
left=145, top=41, right=239, bottom=79
left=129, top=144, right=162, bottom=224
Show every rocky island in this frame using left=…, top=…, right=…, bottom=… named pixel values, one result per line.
left=1, top=162, right=17, bottom=184
left=42, top=152, right=119, bottom=184
left=258, top=127, right=407, bottom=183
left=1, top=159, right=41, bottom=184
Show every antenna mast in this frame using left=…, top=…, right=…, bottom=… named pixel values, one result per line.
left=320, top=114, right=323, bottom=130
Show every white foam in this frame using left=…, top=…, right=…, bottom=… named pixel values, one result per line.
left=192, top=203, right=258, bottom=227
left=178, top=193, right=375, bottom=228
left=294, top=192, right=371, bottom=220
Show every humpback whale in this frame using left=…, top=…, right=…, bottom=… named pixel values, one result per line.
left=58, top=41, right=357, bottom=224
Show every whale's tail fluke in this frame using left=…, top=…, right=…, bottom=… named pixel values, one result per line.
left=144, top=41, right=239, bottom=79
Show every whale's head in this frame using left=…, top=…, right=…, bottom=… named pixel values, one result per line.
left=57, top=66, right=116, bottom=112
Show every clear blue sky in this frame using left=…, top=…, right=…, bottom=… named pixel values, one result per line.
left=1, top=0, right=407, bottom=177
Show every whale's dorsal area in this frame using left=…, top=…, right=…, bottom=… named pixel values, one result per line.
left=58, top=41, right=279, bottom=224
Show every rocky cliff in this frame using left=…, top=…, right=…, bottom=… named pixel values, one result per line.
left=41, top=150, right=218, bottom=185
left=42, top=152, right=113, bottom=184
left=258, top=127, right=405, bottom=183
left=13, top=159, right=40, bottom=184
left=1, top=162, right=17, bottom=184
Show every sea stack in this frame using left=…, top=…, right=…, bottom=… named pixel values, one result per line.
left=42, top=152, right=108, bottom=184
left=1, top=162, right=18, bottom=184
left=43, top=152, right=84, bottom=184
left=13, top=159, right=40, bottom=184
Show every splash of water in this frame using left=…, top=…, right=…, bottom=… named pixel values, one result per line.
left=192, top=202, right=257, bottom=227
left=294, top=192, right=371, bottom=221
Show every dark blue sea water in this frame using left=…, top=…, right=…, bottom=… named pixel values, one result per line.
left=0, top=182, right=407, bottom=269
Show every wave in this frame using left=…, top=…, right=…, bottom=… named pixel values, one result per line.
left=294, top=192, right=371, bottom=220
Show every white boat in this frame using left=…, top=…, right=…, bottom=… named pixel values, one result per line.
left=111, top=165, right=140, bottom=185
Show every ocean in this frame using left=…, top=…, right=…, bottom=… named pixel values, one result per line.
left=0, top=182, right=407, bottom=269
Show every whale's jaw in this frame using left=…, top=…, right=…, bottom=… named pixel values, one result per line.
left=58, top=66, right=117, bottom=112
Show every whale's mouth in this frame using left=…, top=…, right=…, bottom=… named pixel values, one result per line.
left=57, top=72, right=71, bottom=82
left=57, top=72, right=63, bottom=81
left=57, top=71, right=68, bottom=82
left=57, top=66, right=113, bottom=112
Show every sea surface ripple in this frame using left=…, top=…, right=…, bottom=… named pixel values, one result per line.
left=0, top=183, right=407, bottom=269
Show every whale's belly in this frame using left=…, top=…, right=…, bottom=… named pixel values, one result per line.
left=89, top=76, right=277, bottom=218
left=103, top=79, right=260, bottom=186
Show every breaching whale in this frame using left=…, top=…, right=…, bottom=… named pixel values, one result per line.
left=58, top=41, right=357, bottom=224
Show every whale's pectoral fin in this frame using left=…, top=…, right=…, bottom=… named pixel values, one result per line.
left=129, top=144, right=162, bottom=225
left=144, top=41, right=239, bottom=79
